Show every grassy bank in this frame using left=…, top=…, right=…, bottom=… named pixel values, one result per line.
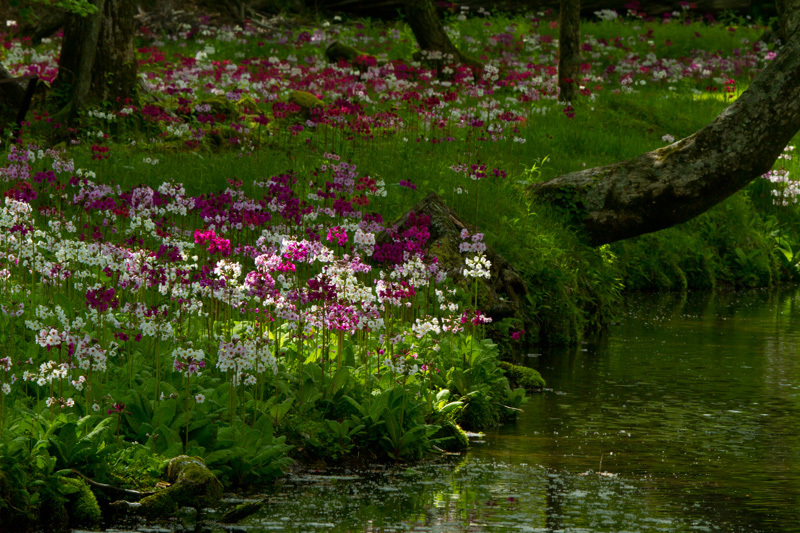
left=0, top=3, right=799, bottom=528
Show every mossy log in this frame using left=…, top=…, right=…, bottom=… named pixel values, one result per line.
left=110, top=455, right=223, bottom=521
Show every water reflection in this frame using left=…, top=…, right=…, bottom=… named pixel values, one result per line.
left=476, top=288, right=800, bottom=532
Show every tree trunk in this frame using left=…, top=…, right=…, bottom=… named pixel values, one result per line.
left=529, top=33, right=800, bottom=246
left=90, top=0, right=138, bottom=106
left=0, top=66, right=28, bottom=135
left=558, top=0, right=581, bottom=102
left=51, top=0, right=137, bottom=129
left=53, top=0, right=105, bottom=122
left=776, top=0, right=800, bottom=42
left=0, top=65, right=26, bottom=111
left=405, top=0, right=482, bottom=71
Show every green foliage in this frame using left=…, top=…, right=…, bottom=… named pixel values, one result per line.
left=612, top=193, right=788, bottom=291
left=3, top=10, right=800, bottom=522
left=205, top=416, right=292, bottom=487
left=26, top=0, right=99, bottom=16
left=0, top=411, right=114, bottom=529
left=377, top=388, right=437, bottom=461
left=439, top=337, right=526, bottom=430
left=47, top=415, right=115, bottom=479
left=106, top=444, right=167, bottom=492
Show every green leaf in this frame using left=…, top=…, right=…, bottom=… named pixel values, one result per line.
left=204, top=449, right=236, bottom=465
left=327, top=367, right=350, bottom=396
left=154, top=399, right=178, bottom=426
left=267, top=398, right=294, bottom=425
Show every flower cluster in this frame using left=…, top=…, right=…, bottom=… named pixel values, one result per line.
left=172, top=346, right=206, bottom=376
left=463, top=253, right=491, bottom=279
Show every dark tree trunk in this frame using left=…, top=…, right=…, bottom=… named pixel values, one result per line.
left=405, top=0, right=482, bottom=71
left=90, top=0, right=138, bottom=106
left=0, top=66, right=27, bottom=134
left=53, top=0, right=105, bottom=122
left=51, top=0, right=137, bottom=128
left=0, top=65, right=27, bottom=111
left=529, top=33, right=800, bottom=246
left=558, top=0, right=581, bottom=102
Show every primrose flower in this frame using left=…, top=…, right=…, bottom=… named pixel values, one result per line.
left=463, top=253, right=491, bottom=279
left=326, top=226, right=348, bottom=246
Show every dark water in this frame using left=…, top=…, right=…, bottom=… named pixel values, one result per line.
left=92, top=289, right=800, bottom=532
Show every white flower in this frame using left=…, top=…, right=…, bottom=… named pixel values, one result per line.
left=463, top=253, right=492, bottom=279
left=594, top=9, right=618, bottom=20
left=195, top=393, right=205, bottom=404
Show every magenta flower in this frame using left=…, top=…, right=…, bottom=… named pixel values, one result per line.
left=85, top=287, right=119, bottom=312
left=326, top=226, right=348, bottom=246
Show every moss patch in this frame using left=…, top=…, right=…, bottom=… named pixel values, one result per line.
left=432, top=420, right=469, bottom=452
left=62, top=477, right=101, bottom=527
left=499, top=362, right=545, bottom=391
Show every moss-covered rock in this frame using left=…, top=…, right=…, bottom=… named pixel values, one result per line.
left=136, top=455, right=223, bottom=520
left=460, top=396, right=501, bottom=430
left=288, top=90, right=324, bottom=118
left=62, top=477, right=101, bottom=527
left=499, top=362, right=545, bottom=392
left=325, top=41, right=376, bottom=65
left=432, top=420, right=469, bottom=452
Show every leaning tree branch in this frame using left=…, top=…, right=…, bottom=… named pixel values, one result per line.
left=529, top=34, right=800, bottom=246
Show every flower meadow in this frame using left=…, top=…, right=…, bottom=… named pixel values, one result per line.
left=1, top=3, right=786, bottom=165
left=1, top=3, right=800, bottom=526
left=0, top=141, right=529, bottom=470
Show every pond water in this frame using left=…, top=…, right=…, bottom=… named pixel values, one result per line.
left=92, top=289, right=800, bottom=532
